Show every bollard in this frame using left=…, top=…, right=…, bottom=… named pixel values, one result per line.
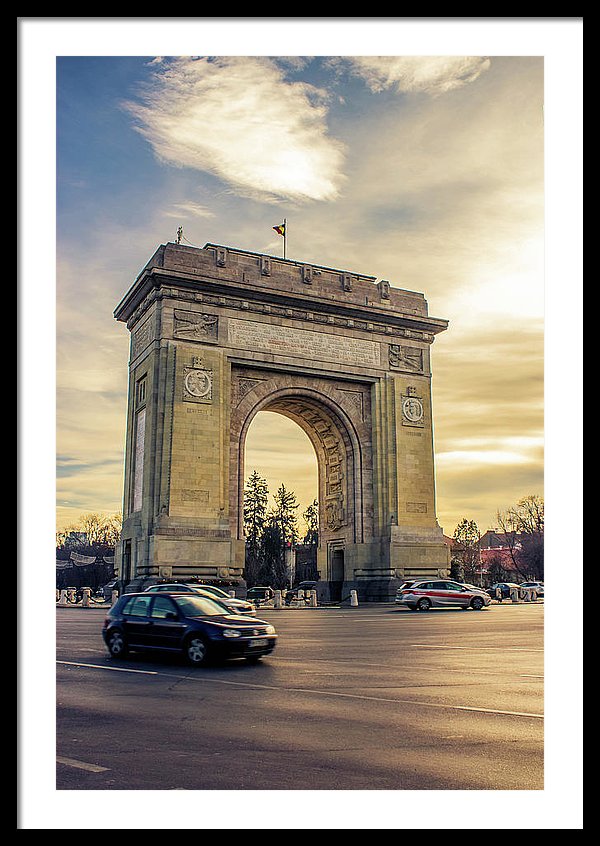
left=529, top=588, right=537, bottom=602
left=495, top=587, right=502, bottom=602
left=274, top=590, right=283, bottom=609
left=350, top=590, right=358, bottom=607
left=58, top=589, right=68, bottom=606
left=297, top=589, right=304, bottom=603
left=309, top=590, right=317, bottom=608
left=111, top=590, right=119, bottom=606
left=67, top=588, right=77, bottom=603
left=510, top=588, right=519, bottom=603
left=228, top=590, right=236, bottom=597
left=82, top=588, right=91, bottom=607
left=522, top=588, right=530, bottom=602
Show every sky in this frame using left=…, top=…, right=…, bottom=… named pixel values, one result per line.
left=51, top=47, right=550, bottom=537
left=20, top=19, right=582, bottom=831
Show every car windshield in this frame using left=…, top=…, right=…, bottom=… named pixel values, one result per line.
left=173, top=595, right=233, bottom=617
left=201, top=585, right=230, bottom=598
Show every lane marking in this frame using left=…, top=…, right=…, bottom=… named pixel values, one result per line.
left=409, top=644, right=543, bottom=652
left=56, top=756, right=109, bottom=773
left=57, top=660, right=158, bottom=675
left=57, top=660, right=543, bottom=720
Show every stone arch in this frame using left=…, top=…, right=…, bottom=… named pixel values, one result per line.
left=231, top=372, right=372, bottom=568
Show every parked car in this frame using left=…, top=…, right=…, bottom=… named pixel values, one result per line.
left=103, top=592, right=277, bottom=666
left=246, top=586, right=274, bottom=605
left=520, top=581, right=544, bottom=598
left=395, top=579, right=491, bottom=611
left=144, top=583, right=256, bottom=615
left=486, top=582, right=520, bottom=600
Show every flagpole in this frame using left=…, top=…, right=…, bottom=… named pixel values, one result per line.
left=283, top=218, right=287, bottom=260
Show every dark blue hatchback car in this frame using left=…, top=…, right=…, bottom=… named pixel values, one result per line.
left=102, top=592, right=277, bottom=666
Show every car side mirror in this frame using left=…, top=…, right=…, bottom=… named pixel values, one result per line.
left=165, top=611, right=178, bottom=620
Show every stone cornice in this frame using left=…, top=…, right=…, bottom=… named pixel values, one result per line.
left=116, top=265, right=448, bottom=343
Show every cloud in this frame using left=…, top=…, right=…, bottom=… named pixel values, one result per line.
left=336, top=56, right=491, bottom=95
left=164, top=201, right=215, bottom=219
left=123, top=56, right=346, bottom=203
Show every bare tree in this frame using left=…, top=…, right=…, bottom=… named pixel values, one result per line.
left=496, top=495, right=544, bottom=580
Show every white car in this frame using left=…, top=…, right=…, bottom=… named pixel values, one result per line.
left=395, top=579, right=491, bottom=611
left=144, top=583, right=256, bottom=615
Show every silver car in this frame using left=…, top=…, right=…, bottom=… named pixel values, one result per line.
left=144, top=583, right=256, bottom=615
left=395, top=579, right=492, bottom=611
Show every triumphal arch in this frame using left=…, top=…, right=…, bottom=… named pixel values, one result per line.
left=114, top=242, right=450, bottom=599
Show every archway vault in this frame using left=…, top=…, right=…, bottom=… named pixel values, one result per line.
left=231, top=366, right=374, bottom=555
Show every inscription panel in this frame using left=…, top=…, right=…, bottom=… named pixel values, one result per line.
left=228, top=318, right=381, bottom=367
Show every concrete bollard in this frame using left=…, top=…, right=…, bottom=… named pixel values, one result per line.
left=111, top=590, right=119, bottom=606
left=82, top=588, right=91, bottom=607
left=228, top=590, right=236, bottom=597
left=67, top=588, right=77, bottom=603
left=297, top=589, right=304, bottom=603
left=522, top=588, right=530, bottom=602
left=529, top=588, right=537, bottom=602
left=350, top=590, right=359, bottom=607
left=495, top=587, right=503, bottom=602
left=58, top=589, right=68, bottom=606
left=510, top=588, right=519, bottom=603
left=274, top=590, right=283, bottom=608
left=309, top=590, right=317, bottom=608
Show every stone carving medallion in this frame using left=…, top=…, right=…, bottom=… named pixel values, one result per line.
left=183, top=365, right=213, bottom=403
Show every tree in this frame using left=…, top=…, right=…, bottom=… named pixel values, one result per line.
left=302, top=499, right=319, bottom=547
left=56, top=512, right=122, bottom=553
left=451, top=518, right=481, bottom=584
left=270, top=484, right=299, bottom=550
left=496, top=495, right=544, bottom=580
left=260, top=519, right=288, bottom=589
left=243, top=472, right=269, bottom=585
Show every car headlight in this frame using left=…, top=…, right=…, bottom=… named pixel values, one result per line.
left=265, top=625, right=276, bottom=635
left=222, top=628, right=242, bottom=638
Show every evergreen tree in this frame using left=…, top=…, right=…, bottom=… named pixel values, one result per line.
left=452, top=518, right=481, bottom=584
left=270, top=483, right=300, bottom=550
left=302, top=499, right=319, bottom=547
left=243, top=471, right=269, bottom=586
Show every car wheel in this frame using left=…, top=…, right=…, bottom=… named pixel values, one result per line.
left=107, top=629, right=128, bottom=658
left=185, top=635, right=210, bottom=666
left=471, top=597, right=484, bottom=611
left=417, top=598, right=431, bottom=612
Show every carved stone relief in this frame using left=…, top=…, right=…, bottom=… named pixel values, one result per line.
left=389, top=344, right=424, bottom=372
left=174, top=310, right=219, bottom=343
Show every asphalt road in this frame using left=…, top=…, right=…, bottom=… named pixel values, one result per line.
left=56, top=602, right=544, bottom=792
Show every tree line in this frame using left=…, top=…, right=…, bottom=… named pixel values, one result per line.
left=243, top=470, right=318, bottom=589
left=56, top=512, right=122, bottom=590
left=450, top=494, right=544, bottom=584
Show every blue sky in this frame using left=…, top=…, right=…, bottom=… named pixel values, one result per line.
left=52, top=47, right=551, bottom=536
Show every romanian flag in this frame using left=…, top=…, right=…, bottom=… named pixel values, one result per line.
left=273, top=223, right=285, bottom=237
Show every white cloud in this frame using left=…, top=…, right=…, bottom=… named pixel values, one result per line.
left=164, top=201, right=215, bottom=219
left=124, top=56, right=346, bottom=203
left=338, top=56, right=491, bottom=95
